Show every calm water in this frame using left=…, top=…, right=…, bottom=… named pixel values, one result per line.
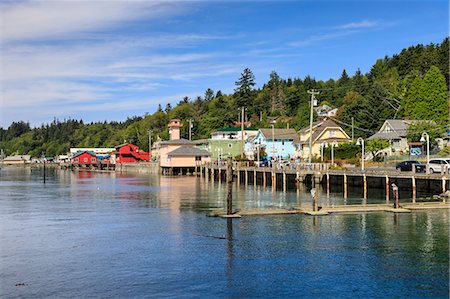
left=1, top=167, right=448, bottom=298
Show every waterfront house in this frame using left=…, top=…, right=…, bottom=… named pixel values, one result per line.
left=368, top=119, right=434, bottom=156
left=70, top=151, right=98, bottom=167
left=298, top=118, right=351, bottom=161
left=250, top=128, right=300, bottom=160
left=157, top=120, right=211, bottom=174
left=115, top=143, right=150, bottom=164
left=1, top=155, right=31, bottom=165
left=208, top=127, right=258, bottom=160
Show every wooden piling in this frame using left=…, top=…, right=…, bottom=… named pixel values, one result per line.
left=443, top=177, right=447, bottom=194
left=326, top=173, right=330, bottom=198
left=245, top=169, right=248, bottom=189
left=343, top=174, right=348, bottom=199
left=412, top=176, right=416, bottom=203
left=227, top=158, right=233, bottom=215
left=393, top=184, right=399, bottom=209
left=263, top=171, right=266, bottom=188
left=272, top=172, right=276, bottom=192
left=363, top=174, right=367, bottom=200
left=385, top=175, right=389, bottom=204
left=237, top=168, right=240, bottom=187
left=43, top=161, right=46, bottom=184
left=283, top=172, right=287, bottom=193
left=312, top=188, right=319, bottom=212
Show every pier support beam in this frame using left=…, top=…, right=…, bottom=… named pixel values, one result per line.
left=272, top=172, right=276, bottom=192
left=237, top=169, right=240, bottom=188
left=245, top=169, right=248, bottom=189
left=385, top=175, right=389, bottom=204
left=343, top=174, right=348, bottom=199
left=326, top=173, right=330, bottom=198
left=363, top=174, right=367, bottom=201
left=443, top=177, right=447, bottom=194
left=263, top=171, right=266, bottom=188
left=412, top=176, right=416, bottom=203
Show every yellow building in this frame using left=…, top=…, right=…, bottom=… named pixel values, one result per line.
left=298, top=118, right=351, bottom=161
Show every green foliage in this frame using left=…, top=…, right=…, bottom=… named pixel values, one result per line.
left=366, top=138, right=390, bottom=160
left=438, top=146, right=450, bottom=156
left=403, top=66, right=448, bottom=124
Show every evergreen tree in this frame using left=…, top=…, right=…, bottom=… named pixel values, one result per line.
left=234, top=68, right=256, bottom=109
left=405, top=66, right=448, bottom=123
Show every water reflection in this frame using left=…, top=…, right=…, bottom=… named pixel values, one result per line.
left=0, top=168, right=448, bottom=298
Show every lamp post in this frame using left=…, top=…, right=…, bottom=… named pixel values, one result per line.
left=356, top=137, right=365, bottom=171
left=147, top=130, right=152, bottom=153
left=420, top=132, right=430, bottom=173
left=271, top=124, right=275, bottom=162
left=256, top=144, right=260, bottom=167
left=331, top=142, right=338, bottom=166
left=320, top=141, right=328, bottom=162
left=307, top=90, right=319, bottom=163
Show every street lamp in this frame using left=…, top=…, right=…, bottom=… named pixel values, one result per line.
left=420, top=132, right=430, bottom=173
left=271, top=124, right=275, bottom=163
left=320, top=141, right=329, bottom=162
left=147, top=130, right=153, bottom=152
left=331, top=142, right=339, bottom=166
left=356, top=137, right=365, bottom=171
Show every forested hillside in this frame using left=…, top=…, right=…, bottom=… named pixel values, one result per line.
left=1, top=38, right=448, bottom=157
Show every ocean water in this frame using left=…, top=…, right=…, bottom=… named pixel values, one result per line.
left=1, top=167, right=448, bottom=298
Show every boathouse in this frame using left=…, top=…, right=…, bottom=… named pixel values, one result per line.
left=70, top=151, right=98, bottom=167
left=115, top=143, right=150, bottom=164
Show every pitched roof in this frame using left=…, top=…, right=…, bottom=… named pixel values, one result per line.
left=212, top=127, right=258, bottom=132
left=159, top=138, right=195, bottom=146
left=167, top=146, right=211, bottom=157
left=71, top=151, right=96, bottom=159
left=3, top=155, right=31, bottom=161
left=368, top=119, right=433, bottom=140
left=299, top=118, right=350, bottom=142
left=259, top=128, right=300, bottom=143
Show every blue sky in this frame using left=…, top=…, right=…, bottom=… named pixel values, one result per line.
left=0, top=0, right=448, bottom=128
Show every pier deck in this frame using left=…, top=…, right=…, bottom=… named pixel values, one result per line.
left=209, top=202, right=450, bottom=217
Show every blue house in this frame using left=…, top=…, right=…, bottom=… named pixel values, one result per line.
left=246, top=128, right=300, bottom=160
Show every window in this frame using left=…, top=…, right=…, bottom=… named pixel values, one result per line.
left=74, top=158, right=79, bottom=163
left=195, top=156, right=201, bottom=161
left=228, top=143, right=233, bottom=148
left=91, top=158, right=96, bottom=163
left=329, top=130, right=336, bottom=137
left=83, top=158, right=88, bottom=162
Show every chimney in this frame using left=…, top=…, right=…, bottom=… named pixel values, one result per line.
left=168, top=119, right=182, bottom=140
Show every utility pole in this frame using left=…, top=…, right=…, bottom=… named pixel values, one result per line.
left=307, top=89, right=319, bottom=163
left=351, top=117, right=354, bottom=142
left=241, top=107, right=245, bottom=158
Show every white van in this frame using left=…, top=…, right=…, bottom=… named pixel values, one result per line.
left=428, top=158, right=450, bottom=173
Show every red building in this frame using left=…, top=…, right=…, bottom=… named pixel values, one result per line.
left=115, top=143, right=150, bottom=164
left=71, top=151, right=98, bottom=166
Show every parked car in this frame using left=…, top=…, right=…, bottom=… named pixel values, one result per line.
left=395, top=160, right=426, bottom=173
left=428, top=158, right=450, bottom=173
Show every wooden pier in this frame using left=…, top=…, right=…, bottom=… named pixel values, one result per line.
left=201, top=162, right=450, bottom=202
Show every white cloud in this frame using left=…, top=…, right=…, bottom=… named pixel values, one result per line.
left=0, top=1, right=181, bottom=42
left=336, top=20, right=379, bottom=30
